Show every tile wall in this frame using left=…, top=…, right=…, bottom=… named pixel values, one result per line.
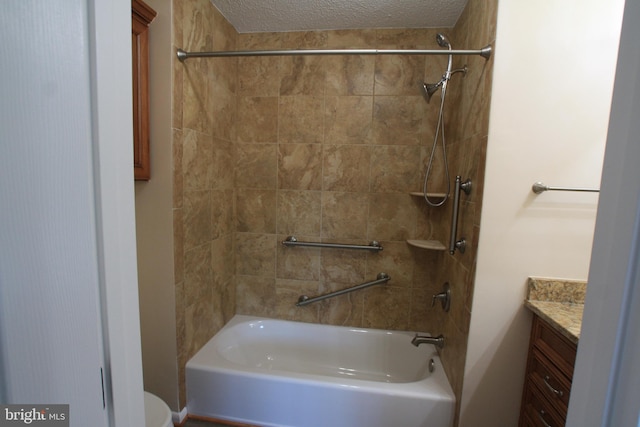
left=171, top=0, right=497, bottom=421
left=233, top=28, right=452, bottom=330
left=172, top=0, right=239, bottom=408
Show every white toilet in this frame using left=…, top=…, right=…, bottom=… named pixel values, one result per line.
left=144, top=391, right=173, bottom=427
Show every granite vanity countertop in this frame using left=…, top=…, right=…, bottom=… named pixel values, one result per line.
left=524, top=277, right=587, bottom=344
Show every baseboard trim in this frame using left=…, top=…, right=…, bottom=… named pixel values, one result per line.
left=172, top=406, right=188, bottom=426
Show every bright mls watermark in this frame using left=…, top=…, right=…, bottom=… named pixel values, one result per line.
left=0, top=405, right=68, bottom=426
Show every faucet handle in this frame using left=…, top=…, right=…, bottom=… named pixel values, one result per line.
left=431, top=282, right=451, bottom=312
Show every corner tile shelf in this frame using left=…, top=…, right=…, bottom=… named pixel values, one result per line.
left=407, top=192, right=447, bottom=251
left=406, top=239, right=446, bottom=251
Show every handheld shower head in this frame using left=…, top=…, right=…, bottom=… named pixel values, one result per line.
left=422, top=81, right=443, bottom=103
left=421, top=33, right=462, bottom=104
left=436, top=33, right=451, bottom=49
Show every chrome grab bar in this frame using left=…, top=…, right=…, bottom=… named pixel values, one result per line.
left=296, top=273, right=390, bottom=307
left=532, top=181, right=599, bottom=194
left=449, top=176, right=472, bottom=255
left=282, top=235, right=383, bottom=252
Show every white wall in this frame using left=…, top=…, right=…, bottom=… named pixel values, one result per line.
left=459, top=0, right=625, bottom=425
left=568, top=0, right=640, bottom=423
left=134, top=0, right=180, bottom=411
left=0, top=0, right=144, bottom=425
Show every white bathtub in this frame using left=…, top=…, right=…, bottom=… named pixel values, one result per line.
left=186, top=315, right=455, bottom=427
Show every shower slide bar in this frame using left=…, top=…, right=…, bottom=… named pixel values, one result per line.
left=282, top=235, right=383, bottom=252
left=532, top=182, right=600, bottom=194
left=296, top=273, right=390, bottom=307
left=176, top=45, right=492, bottom=61
left=449, top=176, right=472, bottom=255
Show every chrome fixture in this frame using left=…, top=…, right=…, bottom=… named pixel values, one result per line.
left=282, top=235, right=383, bottom=252
left=532, top=181, right=600, bottom=194
left=421, top=33, right=468, bottom=207
left=176, top=45, right=492, bottom=61
left=411, top=334, right=445, bottom=349
left=432, top=282, right=451, bottom=312
left=296, top=273, right=390, bottom=307
left=422, top=66, right=468, bottom=103
left=449, top=176, right=472, bottom=255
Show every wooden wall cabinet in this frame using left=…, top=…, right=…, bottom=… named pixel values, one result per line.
left=131, top=0, right=156, bottom=180
left=519, top=315, right=577, bottom=427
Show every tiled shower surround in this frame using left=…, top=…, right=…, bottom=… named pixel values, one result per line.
left=172, top=0, right=496, bottom=423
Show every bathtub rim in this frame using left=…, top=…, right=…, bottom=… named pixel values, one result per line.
left=186, top=314, right=455, bottom=400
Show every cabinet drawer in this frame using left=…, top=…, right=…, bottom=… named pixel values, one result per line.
left=531, top=316, right=577, bottom=378
left=522, top=384, right=565, bottom=427
left=529, top=348, right=571, bottom=415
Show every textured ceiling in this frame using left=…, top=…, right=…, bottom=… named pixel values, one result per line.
left=209, top=0, right=469, bottom=33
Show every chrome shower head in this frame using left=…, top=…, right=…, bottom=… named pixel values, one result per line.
left=422, top=81, right=443, bottom=103
left=436, top=33, right=451, bottom=49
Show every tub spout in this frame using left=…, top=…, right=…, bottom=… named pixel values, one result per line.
left=412, top=334, right=445, bottom=349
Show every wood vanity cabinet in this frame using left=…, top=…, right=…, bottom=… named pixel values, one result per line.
left=519, top=314, right=577, bottom=427
left=131, top=0, right=156, bottom=180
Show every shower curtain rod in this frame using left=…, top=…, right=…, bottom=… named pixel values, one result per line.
left=176, top=45, right=492, bottom=61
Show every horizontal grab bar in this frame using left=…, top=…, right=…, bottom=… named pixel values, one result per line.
left=532, top=182, right=600, bottom=194
left=282, top=236, right=383, bottom=251
left=296, top=273, right=390, bottom=307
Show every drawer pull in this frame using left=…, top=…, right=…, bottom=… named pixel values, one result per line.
left=543, top=375, right=564, bottom=397
left=538, top=409, right=552, bottom=427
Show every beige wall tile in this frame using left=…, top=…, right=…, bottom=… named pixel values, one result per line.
left=277, top=143, right=323, bottom=190
left=324, top=96, right=373, bottom=144
left=274, top=279, right=321, bottom=322
left=365, top=241, right=414, bottom=287
left=280, top=56, right=326, bottom=96
left=276, top=235, right=322, bottom=281
left=362, top=286, right=410, bottom=329
left=211, top=189, right=233, bottom=239
left=211, top=137, right=233, bottom=190
left=235, top=143, right=277, bottom=188
left=278, top=96, right=324, bottom=144
left=372, top=96, right=428, bottom=145
left=184, top=291, right=215, bottom=356
left=173, top=208, right=184, bottom=285
left=326, top=30, right=377, bottom=48
left=322, top=144, right=371, bottom=192
left=370, top=145, right=421, bottom=193
left=277, top=190, right=322, bottom=236
left=238, top=57, right=282, bottom=96
left=374, top=55, right=426, bottom=96
left=367, top=193, right=418, bottom=241
left=183, top=243, right=213, bottom=307
left=235, top=275, right=277, bottom=317
left=237, top=97, right=278, bottom=143
left=183, top=190, right=212, bottom=249
left=321, top=192, right=369, bottom=239
left=319, top=247, right=367, bottom=285
left=182, top=67, right=210, bottom=133
left=235, top=189, right=277, bottom=233
left=211, top=233, right=234, bottom=289
left=325, top=56, right=375, bottom=96
left=182, top=129, right=212, bottom=190
left=281, top=31, right=328, bottom=49
left=318, top=290, right=364, bottom=327
left=235, top=233, right=276, bottom=277
left=172, top=129, right=184, bottom=209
